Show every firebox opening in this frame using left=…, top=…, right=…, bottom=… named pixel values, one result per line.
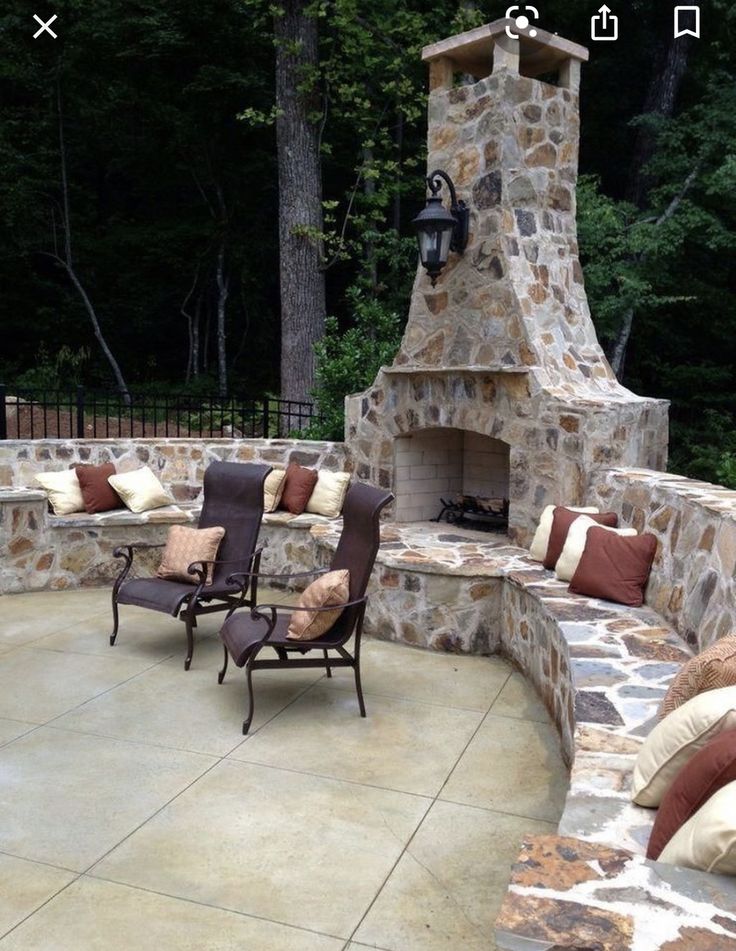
left=393, top=428, right=510, bottom=528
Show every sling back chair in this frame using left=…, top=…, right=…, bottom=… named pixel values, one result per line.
left=110, top=461, right=271, bottom=670
left=218, top=481, right=393, bottom=734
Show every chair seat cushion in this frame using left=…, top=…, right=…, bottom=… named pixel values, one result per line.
left=221, top=611, right=292, bottom=667
left=119, top=576, right=238, bottom=616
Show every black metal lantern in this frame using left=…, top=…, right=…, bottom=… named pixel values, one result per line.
left=412, top=169, right=469, bottom=287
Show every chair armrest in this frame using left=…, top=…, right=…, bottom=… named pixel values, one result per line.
left=255, top=596, right=367, bottom=614
left=113, top=542, right=165, bottom=560
left=187, top=548, right=266, bottom=586
left=250, top=596, right=367, bottom=644
left=225, top=566, right=329, bottom=587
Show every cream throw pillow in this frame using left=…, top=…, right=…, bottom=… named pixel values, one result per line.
left=107, top=466, right=172, bottom=514
left=157, top=525, right=225, bottom=585
left=35, top=469, right=85, bottom=516
left=659, top=780, right=736, bottom=874
left=286, top=569, right=350, bottom=641
left=264, top=468, right=287, bottom=513
left=306, top=471, right=351, bottom=518
left=632, top=685, right=736, bottom=807
left=529, top=505, right=599, bottom=562
left=555, top=515, right=636, bottom=582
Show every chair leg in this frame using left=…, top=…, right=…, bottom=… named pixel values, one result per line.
left=218, top=644, right=229, bottom=684
left=184, top=612, right=195, bottom=671
left=242, top=657, right=256, bottom=735
left=324, top=649, right=332, bottom=678
left=354, top=657, right=367, bottom=718
left=110, top=595, right=119, bottom=647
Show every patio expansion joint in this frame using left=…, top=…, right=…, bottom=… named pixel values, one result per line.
left=343, top=667, right=516, bottom=947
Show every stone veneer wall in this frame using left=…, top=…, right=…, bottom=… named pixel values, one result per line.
left=0, top=438, right=350, bottom=594
left=0, top=438, right=350, bottom=499
left=588, top=468, right=736, bottom=651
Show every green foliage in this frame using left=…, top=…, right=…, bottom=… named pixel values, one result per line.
left=16, top=346, right=90, bottom=389
left=307, top=288, right=403, bottom=440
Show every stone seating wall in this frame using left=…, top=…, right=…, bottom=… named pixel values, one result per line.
left=0, top=438, right=349, bottom=594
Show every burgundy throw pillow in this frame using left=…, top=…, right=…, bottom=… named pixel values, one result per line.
left=569, top=527, right=657, bottom=607
left=279, top=463, right=319, bottom=515
left=647, top=728, right=736, bottom=860
left=543, top=507, right=618, bottom=570
left=74, top=463, right=122, bottom=514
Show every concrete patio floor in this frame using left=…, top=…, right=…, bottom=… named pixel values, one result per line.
left=0, top=588, right=567, bottom=950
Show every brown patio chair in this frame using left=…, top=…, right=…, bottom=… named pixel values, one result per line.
left=218, top=481, right=393, bottom=733
left=110, top=461, right=271, bottom=670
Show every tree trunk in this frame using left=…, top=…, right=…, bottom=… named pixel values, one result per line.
left=392, top=110, right=403, bottom=233
left=363, top=146, right=377, bottom=292
left=626, top=33, right=692, bottom=207
left=56, top=84, right=130, bottom=403
left=215, top=239, right=228, bottom=398
left=274, top=0, right=326, bottom=410
left=192, top=292, right=201, bottom=378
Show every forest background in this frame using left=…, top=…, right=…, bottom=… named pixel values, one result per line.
left=0, top=0, right=734, bottom=484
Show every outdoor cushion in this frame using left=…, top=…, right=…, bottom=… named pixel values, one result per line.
left=263, top=468, right=287, bottom=513
left=108, top=466, right=172, bottom=513
left=280, top=462, right=319, bottom=515
left=543, top=507, right=618, bottom=570
left=659, top=780, right=736, bottom=874
left=647, top=728, right=736, bottom=860
left=555, top=516, right=636, bottom=583
left=632, top=685, right=736, bottom=807
left=286, top=569, right=350, bottom=640
left=528, top=504, right=598, bottom=562
left=75, top=463, right=122, bottom=514
left=306, top=470, right=351, bottom=518
left=569, top=528, right=657, bottom=607
left=661, top=635, right=736, bottom=720
left=156, top=524, right=226, bottom=585
left=35, top=469, right=85, bottom=515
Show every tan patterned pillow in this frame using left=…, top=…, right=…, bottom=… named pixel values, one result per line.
left=264, top=468, right=287, bottom=513
left=157, top=525, right=225, bottom=585
left=661, top=636, right=736, bottom=719
left=286, top=569, right=350, bottom=641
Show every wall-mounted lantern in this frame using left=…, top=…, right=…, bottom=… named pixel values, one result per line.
left=412, top=169, right=469, bottom=287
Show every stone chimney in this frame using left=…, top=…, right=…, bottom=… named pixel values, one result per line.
left=346, top=19, right=669, bottom=544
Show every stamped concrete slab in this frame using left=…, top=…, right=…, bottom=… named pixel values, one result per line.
left=92, top=758, right=430, bottom=939
left=0, top=876, right=343, bottom=951
left=355, top=800, right=555, bottom=951
left=0, top=647, right=161, bottom=723
left=440, top=714, right=568, bottom=822
left=324, top=637, right=510, bottom=711
left=0, top=854, right=75, bottom=940
left=230, top=684, right=483, bottom=796
left=0, top=727, right=216, bottom=870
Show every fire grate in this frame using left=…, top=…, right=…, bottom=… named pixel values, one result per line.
left=433, top=494, right=509, bottom=533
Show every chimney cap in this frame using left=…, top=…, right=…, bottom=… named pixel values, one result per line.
left=422, top=18, right=589, bottom=81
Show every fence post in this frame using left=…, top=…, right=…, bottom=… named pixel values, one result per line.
left=262, top=397, right=270, bottom=439
left=0, top=384, right=6, bottom=440
left=75, top=385, right=85, bottom=439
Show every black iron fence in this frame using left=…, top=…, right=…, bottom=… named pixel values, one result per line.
left=0, top=384, right=320, bottom=440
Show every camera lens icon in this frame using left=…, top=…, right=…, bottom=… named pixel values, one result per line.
left=505, top=5, right=539, bottom=39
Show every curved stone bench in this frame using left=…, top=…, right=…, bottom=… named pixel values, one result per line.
left=309, top=521, right=736, bottom=947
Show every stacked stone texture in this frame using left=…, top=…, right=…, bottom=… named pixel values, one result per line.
left=346, top=64, right=669, bottom=545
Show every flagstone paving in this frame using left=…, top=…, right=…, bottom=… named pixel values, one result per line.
left=0, top=588, right=566, bottom=950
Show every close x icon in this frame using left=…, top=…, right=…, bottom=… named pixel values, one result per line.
left=33, top=13, right=58, bottom=39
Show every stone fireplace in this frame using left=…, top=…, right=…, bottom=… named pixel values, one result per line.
left=394, top=428, right=509, bottom=523
left=346, top=19, right=669, bottom=545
